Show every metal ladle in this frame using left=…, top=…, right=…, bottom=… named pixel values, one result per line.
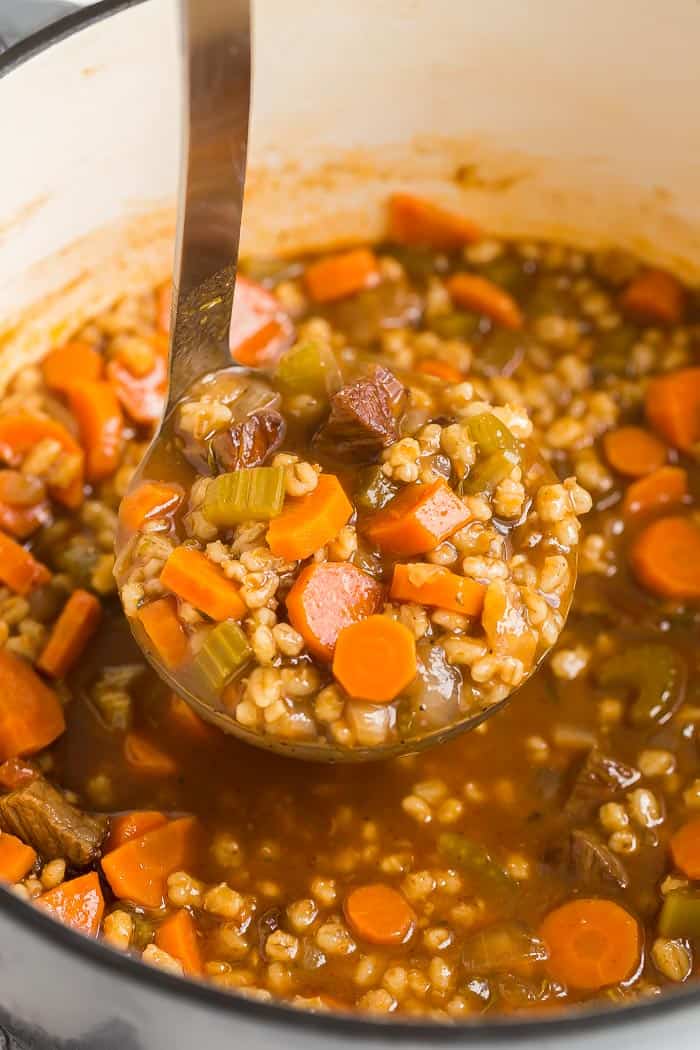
left=118, top=0, right=578, bottom=762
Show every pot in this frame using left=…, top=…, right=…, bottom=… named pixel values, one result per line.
left=1, top=1, right=699, bottom=1047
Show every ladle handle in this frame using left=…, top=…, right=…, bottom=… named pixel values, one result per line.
left=167, top=0, right=252, bottom=409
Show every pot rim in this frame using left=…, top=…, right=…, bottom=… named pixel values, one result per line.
left=2, top=0, right=700, bottom=1038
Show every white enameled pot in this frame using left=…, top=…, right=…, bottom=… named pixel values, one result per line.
left=0, top=2, right=699, bottom=1048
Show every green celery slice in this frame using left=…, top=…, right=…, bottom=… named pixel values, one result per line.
left=354, top=466, right=397, bottom=511
left=274, top=342, right=342, bottom=400
left=659, top=891, right=700, bottom=939
left=597, top=643, right=686, bottom=725
left=203, top=467, right=285, bottom=527
left=194, top=619, right=251, bottom=693
left=438, top=832, right=515, bottom=903
left=466, top=412, right=517, bottom=455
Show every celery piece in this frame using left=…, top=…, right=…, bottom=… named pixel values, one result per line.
left=461, top=922, right=547, bottom=975
left=194, top=620, right=251, bottom=693
left=438, top=832, right=515, bottom=903
left=354, top=466, right=397, bottom=511
left=597, top=643, right=686, bottom=725
left=429, top=311, right=479, bottom=341
left=466, top=412, right=517, bottom=455
left=274, top=342, right=342, bottom=401
left=461, top=449, right=520, bottom=497
left=203, top=467, right=285, bottom=527
left=659, top=891, right=700, bottom=939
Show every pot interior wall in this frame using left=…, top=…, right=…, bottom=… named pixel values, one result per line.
left=1, top=0, right=699, bottom=380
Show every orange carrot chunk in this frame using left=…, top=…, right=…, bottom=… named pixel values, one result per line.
left=540, top=898, right=640, bottom=990
left=42, top=341, right=103, bottom=393
left=230, top=276, right=295, bottom=367
left=670, top=816, right=700, bottom=878
left=118, top=481, right=184, bottom=535
left=166, top=693, right=218, bottom=743
left=630, top=515, right=700, bottom=600
left=156, top=908, right=203, bottom=976
left=267, top=474, right=353, bottom=561
left=415, top=359, right=464, bottom=383
left=390, top=564, right=486, bottom=616
left=0, top=647, right=65, bottom=761
left=304, top=249, right=380, bottom=303
left=101, top=817, right=199, bottom=908
left=137, top=596, right=189, bottom=670
left=645, top=367, right=700, bottom=453
left=623, top=465, right=688, bottom=518
left=38, top=589, right=102, bottom=679
left=333, top=615, right=417, bottom=703
left=160, top=547, right=246, bottom=621
left=0, top=532, right=50, bottom=595
left=0, top=415, right=85, bottom=508
left=0, top=832, right=36, bottom=883
left=106, top=811, right=168, bottom=852
left=123, top=732, right=178, bottom=777
left=446, top=273, right=523, bottom=330
left=286, top=562, right=384, bottom=660
left=68, top=381, right=124, bottom=482
left=37, top=871, right=104, bottom=937
left=603, top=425, right=666, bottom=478
left=621, top=268, right=685, bottom=325
left=364, top=478, right=470, bottom=557
left=107, top=351, right=167, bottom=425
left=0, top=495, right=50, bottom=540
left=344, top=884, right=416, bottom=946
left=388, top=193, right=482, bottom=250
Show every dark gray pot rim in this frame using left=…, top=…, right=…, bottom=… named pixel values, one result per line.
left=1, top=1, right=699, bottom=1039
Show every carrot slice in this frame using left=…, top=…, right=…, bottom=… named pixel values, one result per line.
left=38, top=589, right=102, bottom=678
left=137, top=596, right=189, bottom=670
left=446, top=273, right=523, bottom=330
left=230, top=276, right=295, bottom=367
left=0, top=648, right=65, bottom=761
left=602, top=425, right=666, bottom=478
left=670, top=817, right=700, bottom=878
left=160, top=547, right=246, bottom=621
left=0, top=757, right=38, bottom=791
left=42, top=341, right=103, bottom=394
left=286, top=562, right=384, bottom=660
left=101, top=817, right=199, bottom=908
left=540, top=898, right=640, bottom=990
left=623, top=465, right=688, bottom=518
left=645, top=367, right=700, bottom=453
left=267, top=474, right=352, bottom=561
left=118, top=481, right=184, bottom=535
left=0, top=414, right=85, bottom=509
left=415, top=359, right=464, bottom=383
left=0, top=832, right=36, bottom=883
left=304, top=249, right=380, bottom=304
left=388, top=193, right=481, bottom=250
left=364, top=478, right=470, bottom=557
left=156, top=908, right=203, bottom=976
left=0, top=532, right=50, bottom=595
left=620, top=268, right=684, bottom=325
left=630, top=515, right=700, bottom=600
left=106, top=811, right=168, bottom=852
left=333, top=615, right=417, bottom=703
left=166, top=693, right=218, bottom=743
left=123, top=732, right=178, bottom=777
left=0, top=499, right=51, bottom=540
left=390, top=563, right=486, bottom=616
left=37, top=871, right=104, bottom=937
left=344, top=884, right=416, bottom=946
left=107, top=351, right=167, bottom=425
left=68, top=381, right=124, bottom=482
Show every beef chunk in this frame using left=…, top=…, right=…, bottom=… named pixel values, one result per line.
left=569, top=829, right=629, bottom=890
left=564, top=748, right=639, bottom=823
left=0, top=777, right=108, bottom=867
left=210, top=409, right=286, bottom=472
left=314, top=365, right=406, bottom=462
